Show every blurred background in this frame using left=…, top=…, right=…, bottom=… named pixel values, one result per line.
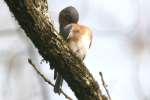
left=1, top=0, right=150, bottom=100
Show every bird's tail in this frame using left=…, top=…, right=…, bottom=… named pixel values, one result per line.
left=54, top=74, right=63, bottom=94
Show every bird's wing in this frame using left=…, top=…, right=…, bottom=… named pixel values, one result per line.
left=87, top=28, right=92, bottom=48
left=60, top=24, right=73, bottom=40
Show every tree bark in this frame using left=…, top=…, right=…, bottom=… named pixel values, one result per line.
left=4, top=0, right=104, bottom=100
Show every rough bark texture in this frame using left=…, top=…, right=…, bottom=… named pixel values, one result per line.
left=4, top=0, right=104, bottom=100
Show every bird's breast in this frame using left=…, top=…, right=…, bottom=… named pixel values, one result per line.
left=67, top=31, right=91, bottom=59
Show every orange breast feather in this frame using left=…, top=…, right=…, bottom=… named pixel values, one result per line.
left=67, top=24, right=92, bottom=60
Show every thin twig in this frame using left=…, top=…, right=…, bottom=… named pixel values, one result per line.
left=28, top=59, right=73, bottom=100
left=99, top=72, right=112, bottom=100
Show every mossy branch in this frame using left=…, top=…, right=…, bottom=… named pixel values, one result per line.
left=4, top=0, right=107, bottom=100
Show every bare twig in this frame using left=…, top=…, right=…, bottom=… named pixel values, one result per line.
left=99, top=72, right=112, bottom=100
left=28, top=59, right=73, bottom=100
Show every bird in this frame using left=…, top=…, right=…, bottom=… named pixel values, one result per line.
left=54, top=6, right=93, bottom=94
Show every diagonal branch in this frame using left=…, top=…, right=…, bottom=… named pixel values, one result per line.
left=28, top=59, right=73, bottom=100
left=4, top=0, right=106, bottom=100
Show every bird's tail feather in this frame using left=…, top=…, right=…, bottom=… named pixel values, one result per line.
left=54, top=69, right=58, bottom=80
left=54, top=74, right=63, bottom=94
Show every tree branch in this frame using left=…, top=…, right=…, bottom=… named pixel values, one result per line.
left=99, top=72, right=111, bottom=100
left=28, top=59, right=73, bottom=100
left=4, top=0, right=106, bottom=100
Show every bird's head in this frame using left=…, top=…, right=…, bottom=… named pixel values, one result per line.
left=59, top=6, right=79, bottom=28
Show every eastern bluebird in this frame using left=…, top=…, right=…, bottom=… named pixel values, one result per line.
left=54, top=6, right=93, bottom=94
